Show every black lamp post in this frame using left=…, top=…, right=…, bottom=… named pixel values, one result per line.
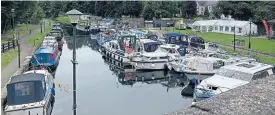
left=249, top=18, right=252, bottom=49
left=66, top=9, right=83, bottom=115
left=233, top=25, right=236, bottom=51
left=11, top=8, right=20, bottom=68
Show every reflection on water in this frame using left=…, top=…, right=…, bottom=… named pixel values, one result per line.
left=52, top=28, right=201, bottom=115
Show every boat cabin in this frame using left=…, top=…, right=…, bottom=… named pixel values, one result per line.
left=138, top=39, right=161, bottom=53
left=159, top=44, right=187, bottom=57
left=189, top=37, right=205, bottom=49
left=5, top=70, right=54, bottom=115
left=184, top=57, right=226, bottom=72
left=215, top=61, right=275, bottom=82
left=163, top=33, right=189, bottom=46
left=31, top=45, right=60, bottom=67
left=6, top=73, right=46, bottom=106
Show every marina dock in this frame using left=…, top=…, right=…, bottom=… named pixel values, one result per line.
left=165, top=75, right=275, bottom=115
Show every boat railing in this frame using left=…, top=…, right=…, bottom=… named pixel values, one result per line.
left=195, top=84, right=231, bottom=96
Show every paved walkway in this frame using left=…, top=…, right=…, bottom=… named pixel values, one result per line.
left=1, top=21, right=49, bottom=88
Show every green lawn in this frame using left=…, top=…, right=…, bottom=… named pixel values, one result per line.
left=1, top=23, right=40, bottom=42
left=162, top=27, right=275, bottom=56
left=221, top=46, right=275, bottom=64
left=27, top=19, right=54, bottom=47
left=1, top=49, right=18, bottom=69
left=56, top=16, right=70, bottom=24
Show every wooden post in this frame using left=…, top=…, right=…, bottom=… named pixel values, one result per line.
left=7, top=41, right=10, bottom=50
left=12, top=40, right=15, bottom=49
left=2, top=43, right=4, bottom=53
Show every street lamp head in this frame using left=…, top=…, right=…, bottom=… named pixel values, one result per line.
left=249, top=18, right=252, bottom=22
left=65, top=9, right=83, bottom=25
left=11, top=8, right=15, bottom=13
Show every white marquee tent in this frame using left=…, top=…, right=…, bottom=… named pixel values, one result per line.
left=192, top=19, right=258, bottom=36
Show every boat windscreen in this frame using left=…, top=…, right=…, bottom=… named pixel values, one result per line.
left=144, top=42, right=160, bottom=52
left=215, top=68, right=252, bottom=81
left=6, top=81, right=45, bottom=105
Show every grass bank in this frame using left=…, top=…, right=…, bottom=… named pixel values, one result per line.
left=56, top=16, right=70, bottom=24
left=27, top=19, right=54, bottom=47
left=1, top=49, right=18, bottom=69
left=221, top=46, right=275, bottom=64
left=1, top=23, right=40, bottom=42
left=1, top=19, right=54, bottom=69
left=162, top=27, right=275, bottom=56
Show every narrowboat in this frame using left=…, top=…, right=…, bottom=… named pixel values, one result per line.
left=48, top=26, right=64, bottom=41
left=30, top=45, right=61, bottom=71
left=43, top=36, right=63, bottom=51
left=4, top=69, right=55, bottom=115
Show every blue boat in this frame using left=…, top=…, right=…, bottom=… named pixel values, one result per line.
left=4, top=70, right=55, bottom=115
left=163, top=33, right=189, bottom=46
left=31, top=45, right=61, bottom=71
left=163, top=33, right=205, bottom=49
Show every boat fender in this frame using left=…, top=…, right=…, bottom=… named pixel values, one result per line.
left=52, top=87, right=55, bottom=96
left=190, top=78, right=197, bottom=85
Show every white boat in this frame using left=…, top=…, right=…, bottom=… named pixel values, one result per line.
left=194, top=61, right=275, bottom=98
left=102, top=35, right=140, bottom=67
left=4, top=69, right=55, bottom=115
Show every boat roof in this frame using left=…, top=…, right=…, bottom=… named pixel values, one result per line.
left=142, top=52, right=168, bottom=57
left=160, top=44, right=180, bottom=49
left=9, top=73, right=44, bottom=84
left=221, top=61, right=274, bottom=74
left=140, top=39, right=158, bottom=43
left=34, top=46, right=55, bottom=54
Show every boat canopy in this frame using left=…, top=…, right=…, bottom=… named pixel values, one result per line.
left=144, top=42, right=161, bottom=52
left=6, top=73, right=46, bottom=105
left=164, top=33, right=185, bottom=37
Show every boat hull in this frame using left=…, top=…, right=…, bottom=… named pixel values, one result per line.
left=184, top=72, right=214, bottom=81
left=133, top=61, right=168, bottom=70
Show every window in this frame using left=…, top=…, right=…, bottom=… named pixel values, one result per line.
left=160, top=56, right=168, bottom=59
left=220, top=26, right=223, bottom=31
left=238, top=28, right=242, bottom=33
left=231, top=27, right=235, bottom=32
left=215, top=26, right=218, bottom=30
left=208, top=26, right=213, bottom=32
left=225, top=26, right=229, bottom=32
left=252, top=70, right=269, bottom=80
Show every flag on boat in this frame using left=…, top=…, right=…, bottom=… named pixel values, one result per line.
left=125, top=47, right=133, bottom=54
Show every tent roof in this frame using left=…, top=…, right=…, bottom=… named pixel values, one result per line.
left=192, top=20, right=256, bottom=28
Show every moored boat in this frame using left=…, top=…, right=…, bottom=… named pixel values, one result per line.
left=4, top=69, right=55, bottom=115
left=194, top=61, right=275, bottom=99
left=30, top=45, right=61, bottom=71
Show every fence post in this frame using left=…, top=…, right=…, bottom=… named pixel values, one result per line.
left=2, top=43, right=4, bottom=53
left=7, top=41, right=10, bottom=50
left=12, top=40, right=15, bottom=49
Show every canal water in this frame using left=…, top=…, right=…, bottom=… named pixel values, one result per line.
left=51, top=26, right=194, bottom=115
